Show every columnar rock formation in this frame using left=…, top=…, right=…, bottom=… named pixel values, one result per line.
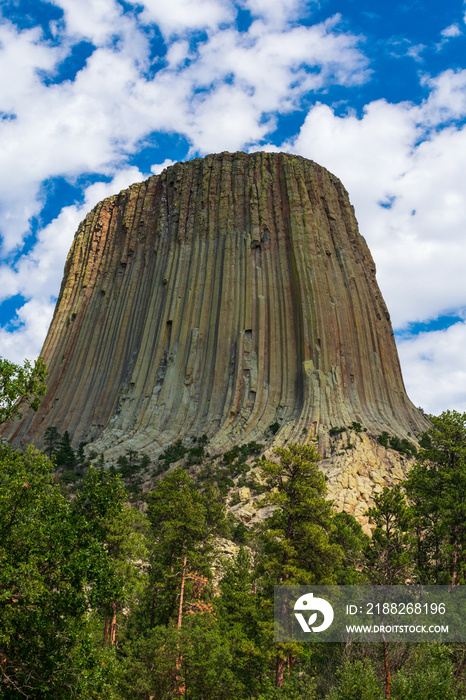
left=6, top=152, right=427, bottom=462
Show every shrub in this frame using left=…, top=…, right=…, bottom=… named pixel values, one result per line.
left=326, top=659, right=383, bottom=700
left=329, top=426, right=346, bottom=436
left=391, top=645, right=457, bottom=700
left=158, top=440, right=187, bottom=468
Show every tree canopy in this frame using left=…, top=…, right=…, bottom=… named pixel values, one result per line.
left=0, top=356, right=47, bottom=425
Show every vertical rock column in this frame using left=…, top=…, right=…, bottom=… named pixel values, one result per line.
left=5, top=152, right=427, bottom=456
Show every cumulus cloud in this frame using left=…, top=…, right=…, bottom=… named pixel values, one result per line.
left=242, top=0, right=315, bottom=27
left=0, top=298, right=57, bottom=365
left=398, top=322, right=466, bottom=414
left=440, top=23, right=462, bottom=38
left=48, top=0, right=127, bottom=43
left=151, top=160, right=178, bottom=175
left=125, top=0, right=234, bottom=38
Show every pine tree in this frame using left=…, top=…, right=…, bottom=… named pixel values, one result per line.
left=404, top=411, right=466, bottom=586
left=218, top=547, right=264, bottom=696
left=363, top=485, right=413, bottom=585
left=362, top=485, right=414, bottom=700
left=330, top=511, right=370, bottom=584
left=255, top=443, right=343, bottom=688
left=44, top=426, right=61, bottom=460
left=55, top=430, right=77, bottom=471
left=143, top=469, right=228, bottom=696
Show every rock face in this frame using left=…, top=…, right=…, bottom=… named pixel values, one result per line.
left=6, top=152, right=427, bottom=461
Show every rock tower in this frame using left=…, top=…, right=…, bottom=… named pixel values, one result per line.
left=6, top=152, right=427, bottom=517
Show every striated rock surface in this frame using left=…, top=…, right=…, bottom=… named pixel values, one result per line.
left=6, top=152, right=427, bottom=479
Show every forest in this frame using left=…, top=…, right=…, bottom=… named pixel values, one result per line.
left=1, top=357, right=466, bottom=699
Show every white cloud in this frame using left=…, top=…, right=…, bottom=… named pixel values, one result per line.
left=150, top=159, right=177, bottom=175
left=241, top=0, right=314, bottom=26
left=441, top=23, right=462, bottom=38
left=0, top=22, right=61, bottom=113
left=48, top=0, right=127, bottom=43
left=420, top=69, right=466, bottom=124
left=398, top=322, right=466, bottom=414
left=0, top=298, right=56, bottom=365
left=125, top=0, right=234, bottom=38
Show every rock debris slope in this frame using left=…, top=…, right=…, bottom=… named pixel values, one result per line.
left=7, top=152, right=427, bottom=464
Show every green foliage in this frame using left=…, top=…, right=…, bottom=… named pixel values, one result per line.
left=118, top=616, right=239, bottom=700
left=330, top=511, right=370, bottom=584
left=196, top=441, right=264, bottom=497
left=363, top=484, right=414, bottom=584
left=404, top=410, right=466, bottom=584
left=55, top=429, right=78, bottom=471
left=43, top=426, right=93, bottom=479
left=5, top=417, right=466, bottom=698
left=329, top=426, right=346, bottom=436
left=255, top=443, right=343, bottom=691
left=157, top=439, right=187, bottom=469
left=377, top=431, right=417, bottom=457
left=230, top=490, right=242, bottom=506
left=391, top=645, right=458, bottom=700
left=0, top=355, right=47, bottom=424
left=268, top=421, right=280, bottom=436
left=146, top=468, right=223, bottom=627
left=377, top=431, right=389, bottom=447
left=187, top=433, right=209, bottom=465
left=329, top=423, right=366, bottom=437
left=257, top=673, right=318, bottom=699
left=44, top=425, right=61, bottom=459
left=116, top=449, right=150, bottom=492
left=217, top=547, right=265, bottom=696
left=257, top=443, right=342, bottom=586
left=223, top=441, right=264, bottom=467
left=232, top=521, right=248, bottom=544
left=0, top=446, right=126, bottom=697
left=326, top=659, right=384, bottom=700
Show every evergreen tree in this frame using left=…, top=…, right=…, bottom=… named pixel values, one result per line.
left=117, top=449, right=150, bottom=487
left=76, top=441, right=89, bottom=472
left=363, top=485, right=414, bottom=585
left=256, top=443, right=343, bottom=688
left=404, top=411, right=466, bottom=585
left=146, top=468, right=212, bottom=629
left=218, top=547, right=264, bottom=696
left=326, top=659, right=384, bottom=700
left=43, top=425, right=61, bottom=460
left=54, top=430, right=77, bottom=471
left=330, top=511, right=370, bottom=584
left=362, top=485, right=414, bottom=699
left=391, top=644, right=458, bottom=700
left=120, top=468, right=229, bottom=697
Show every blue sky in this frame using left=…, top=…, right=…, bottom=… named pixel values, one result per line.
left=1, top=0, right=466, bottom=415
